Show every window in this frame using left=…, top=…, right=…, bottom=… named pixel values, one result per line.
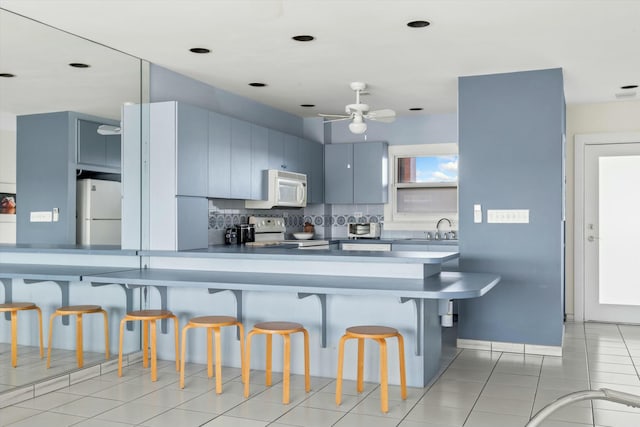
left=384, top=143, right=458, bottom=230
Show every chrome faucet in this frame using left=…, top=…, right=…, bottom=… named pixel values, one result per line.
left=436, top=218, right=452, bottom=240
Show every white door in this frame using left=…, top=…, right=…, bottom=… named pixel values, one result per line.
left=584, top=142, right=640, bottom=323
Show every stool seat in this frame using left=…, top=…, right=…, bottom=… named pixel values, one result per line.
left=244, top=321, right=310, bottom=404
left=336, top=325, right=407, bottom=413
left=118, top=309, right=179, bottom=382
left=0, top=302, right=43, bottom=367
left=345, top=325, right=399, bottom=338
left=180, top=315, right=245, bottom=393
left=254, top=321, right=304, bottom=333
left=47, top=304, right=109, bottom=369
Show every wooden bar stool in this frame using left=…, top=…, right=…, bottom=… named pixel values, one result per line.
left=0, top=302, right=43, bottom=367
left=336, top=325, right=407, bottom=413
left=180, top=315, right=245, bottom=394
left=47, top=305, right=109, bottom=368
left=118, top=309, right=179, bottom=381
left=244, top=321, right=310, bottom=404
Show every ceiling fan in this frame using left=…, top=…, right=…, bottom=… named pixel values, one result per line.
left=319, top=82, right=396, bottom=134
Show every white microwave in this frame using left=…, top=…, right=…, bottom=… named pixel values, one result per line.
left=245, top=170, right=307, bottom=209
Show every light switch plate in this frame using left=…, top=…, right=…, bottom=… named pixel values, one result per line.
left=487, top=209, right=529, bottom=224
left=473, top=204, right=482, bottom=223
left=30, top=211, right=53, bottom=222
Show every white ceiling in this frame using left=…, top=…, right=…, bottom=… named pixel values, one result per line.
left=1, top=0, right=639, bottom=119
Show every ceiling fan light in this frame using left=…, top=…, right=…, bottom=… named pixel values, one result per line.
left=349, top=120, right=367, bottom=134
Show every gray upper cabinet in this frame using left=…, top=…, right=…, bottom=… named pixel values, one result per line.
left=230, top=119, right=252, bottom=199
left=309, top=141, right=324, bottom=204
left=353, top=142, right=388, bottom=204
left=176, top=103, right=208, bottom=197
left=324, top=143, right=353, bottom=204
left=250, top=125, right=269, bottom=200
left=77, top=118, right=121, bottom=172
left=324, top=141, right=387, bottom=204
left=268, top=129, right=284, bottom=170
left=208, top=112, right=231, bottom=198
left=283, top=133, right=299, bottom=172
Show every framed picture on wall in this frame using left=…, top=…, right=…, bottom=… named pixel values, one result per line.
left=0, top=193, right=16, bottom=214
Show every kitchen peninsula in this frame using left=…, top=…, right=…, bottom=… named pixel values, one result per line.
left=1, top=244, right=499, bottom=389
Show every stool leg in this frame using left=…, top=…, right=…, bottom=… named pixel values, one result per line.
left=377, top=338, right=389, bottom=413
left=118, top=318, right=126, bottom=377
left=302, top=328, right=310, bottom=393
left=10, top=311, right=17, bottom=367
left=101, top=310, right=110, bottom=360
left=142, top=320, right=149, bottom=368
left=35, top=307, right=44, bottom=358
left=46, top=312, right=58, bottom=368
left=173, top=315, right=180, bottom=372
left=76, top=314, right=84, bottom=368
left=180, top=324, right=193, bottom=389
left=397, top=334, right=407, bottom=400
left=237, top=322, right=246, bottom=384
left=206, top=328, right=213, bottom=378
left=283, top=334, right=291, bottom=404
left=244, top=330, right=256, bottom=398
left=214, top=326, right=222, bottom=394
left=336, top=334, right=349, bottom=406
left=150, top=320, right=157, bottom=382
left=265, top=333, right=272, bottom=386
left=357, top=338, right=364, bottom=393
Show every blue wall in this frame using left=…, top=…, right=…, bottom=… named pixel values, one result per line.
left=150, top=65, right=303, bottom=136
left=457, top=68, right=565, bottom=346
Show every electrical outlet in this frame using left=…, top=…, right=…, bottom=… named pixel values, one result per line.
left=473, top=204, right=482, bottom=223
left=30, top=211, right=52, bottom=222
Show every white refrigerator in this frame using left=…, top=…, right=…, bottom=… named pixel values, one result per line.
left=77, top=179, right=122, bottom=245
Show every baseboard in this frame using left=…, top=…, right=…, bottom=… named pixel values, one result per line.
left=457, top=338, right=562, bottom=356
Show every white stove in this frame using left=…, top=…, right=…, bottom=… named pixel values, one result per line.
left=247, top=216, right=329, bottom=248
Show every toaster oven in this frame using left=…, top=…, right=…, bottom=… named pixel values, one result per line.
left=347, top=222, right=381, bottom=239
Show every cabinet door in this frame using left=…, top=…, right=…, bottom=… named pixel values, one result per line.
left=230, top=118, right=252, bottom=199
left=283, top=133, right=299, bottom=172
left=268, top=129, right=284, bottom=170
left=105, top=134, right=121, bottom=169
left=77, top=119, right=106, bottom=166
left=324, top=143, right=353, bottom=204
left=354, top=141, right=388, bottom=204
left=176, top=196, right=209, bottom=250
left=208, top=112, right=231, bottom=198
left=176, top=103, right=208, bottom=197
left=297, top=138, right=312, bottom=180
left=250, top=125, right=269, bottom=200
left=309, top=141, right=324, bottom=204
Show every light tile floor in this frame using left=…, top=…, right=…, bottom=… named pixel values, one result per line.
left=2, top=322, right=640, bottom=426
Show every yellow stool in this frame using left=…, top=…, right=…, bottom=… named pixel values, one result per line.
left=0, top=302, right=43, bottom=367
left=244, top=321, right=310, bottom=404
left=180, top=315, right=245, bottom=394
left=118, top=309, right=179, bottom=381
left=336, top=325, right=407, bottom=413
left=46, top=305, right=109, bottom=368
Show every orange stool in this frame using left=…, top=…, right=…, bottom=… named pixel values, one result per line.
left=0, top=302, right=43, bottom=367
left=47, top=305, right=109, bottom=368
left=180, top=315, right=245, bottom=394
left=244, top=321, right=310, bottom=404
left=118, top=309, right=179, bottom=381
left=336, top=325, right=407, bottom=413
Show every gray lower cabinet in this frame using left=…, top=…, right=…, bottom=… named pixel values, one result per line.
left=77, top=118, right=122, bottom=172
left=176, top=196, right=209, bottom=250
left=176, top=103, right=208, bottom=197
left=325, top=141, right=387, bottom=204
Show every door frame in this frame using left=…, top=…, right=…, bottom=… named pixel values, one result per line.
left=574, top=132, right=640, bottom=322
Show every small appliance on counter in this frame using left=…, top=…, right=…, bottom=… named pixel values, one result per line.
left=224, top=223, right=255, bottom=245
left=347, top=222, right=381, bottom=239
left=246, top=216, right=329, bottom=248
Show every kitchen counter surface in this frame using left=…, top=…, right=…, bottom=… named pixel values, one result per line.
left=0, top=244, right=137, bottom=256
left=140, top=244, right=459, bottom=264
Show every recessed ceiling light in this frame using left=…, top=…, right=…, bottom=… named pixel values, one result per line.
left=248, top=82, right=267, bottom=87
left=407, top=20, right=430, bottom=28
left=300, top=104, right=315, bottom=108
left=0, top=73, right=16, bottom=78
left=69, top=63, right=90, bottom=68
left=189, top=47, right=211, bottom=54
left=409, top=107, right=423, bottom=111
left=292, top=35, right=314, bottom=42
left=621, top=84, right=638, bottom=89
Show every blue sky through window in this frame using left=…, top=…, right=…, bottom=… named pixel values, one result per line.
left=412, top=155, right=458, bottom=183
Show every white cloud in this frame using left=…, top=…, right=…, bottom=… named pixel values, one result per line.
left=432, top=171, right=455, bottom=182
left=441, top=161, right=458, bottom=171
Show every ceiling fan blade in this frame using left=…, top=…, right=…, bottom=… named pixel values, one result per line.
left=365, top=109, right=396, bottom=123
left=322, top=117, right=352, bottom=123
left=318, top=113, right=350, bottom=119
